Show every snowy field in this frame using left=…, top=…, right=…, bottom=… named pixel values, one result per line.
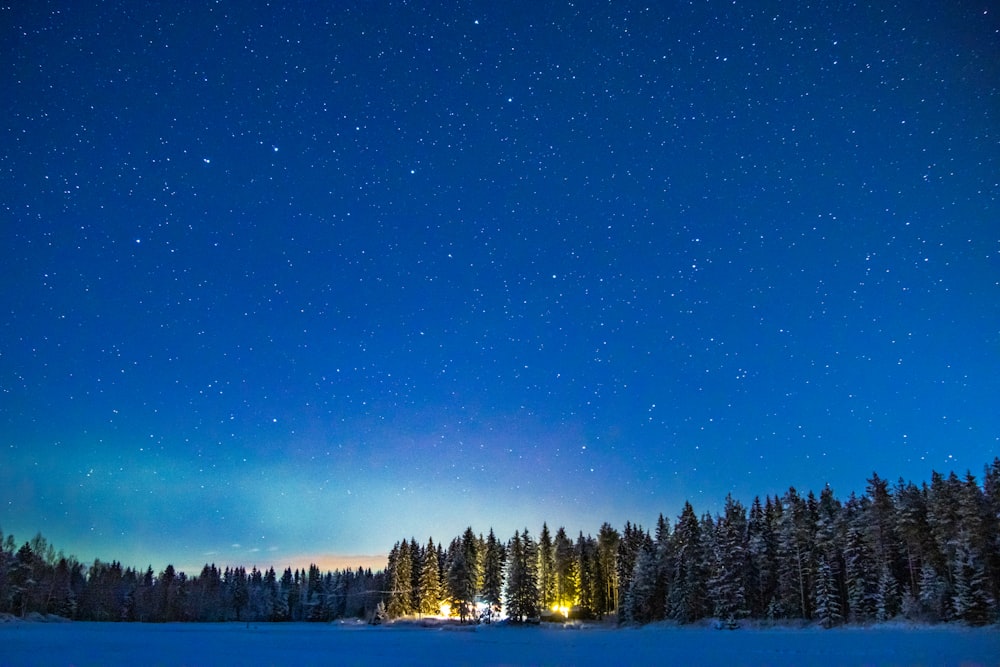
left=1, top=620, right=998, bottom=667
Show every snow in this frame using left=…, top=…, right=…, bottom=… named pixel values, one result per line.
left=1, top=619, right=998, bottom=667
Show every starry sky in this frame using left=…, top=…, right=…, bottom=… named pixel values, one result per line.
left=2, top=1, right=998, bottom=574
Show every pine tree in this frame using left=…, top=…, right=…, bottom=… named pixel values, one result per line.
left=595, top=523, right=621, bottom=618
left=621, top=534, right=656, bottom=623
left=575, top=532, right=597, bottom=617
left=843, top=498, right=876, bottom=622
left=553, top=527, right=578, bottom=613
left=409, top=538, right=422, bottom=613
left=537, top=523, right=556, bottom=612
left=951, top=536, right=992, bottom=625
left=917, top=561, right=946, bottom=621
left=304, top=564, right=324, bottom=621
left=418, top=537, right=442, bottom=616
left=48, top=557, right=79, bottom=619
left=927, top=471, right=962, bottom=582
left=709, top=495, right=749, bottom=625
left=814, top=558, right=842, bottom=628
left=865, top=474, right=899, bottom=572
left=481, top=529, right=506, bottom=621
left=505, top=529, right=539, bottom=622
left=10, top=542, right=39, bottom=617
left=777, top=488, right=817, bottom=619
left=617, top=522, right=647, bottom=615
left=651, top=514, right=672, bottom=622
left=447, top=528, right=481, bottom=622
left=668, top=502, right=708, bottom=623
left=982, top=458, right=1000, bottom=614
left=894, top=479, right=931, bottom=595
left=875, top=561, right=899, bottom=621
left=747, top=497, right=779, bottom=618
left=386, top=540, right=414, bottom=618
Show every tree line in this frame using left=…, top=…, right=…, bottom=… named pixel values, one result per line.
left=0, top=539, right=385, bottom=623
left=2, top=459, right=997, bottom=626
left=384, top=459, right=998, bottom=627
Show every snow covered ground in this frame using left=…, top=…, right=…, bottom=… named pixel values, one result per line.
left=1, top=619, right=998, bottom=667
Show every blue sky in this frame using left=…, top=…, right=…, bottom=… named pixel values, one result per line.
left=2, top=0, right=998, bottom=573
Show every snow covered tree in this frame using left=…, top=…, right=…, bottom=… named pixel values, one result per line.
left=668, top=502, right=708, bottom=623
left=982, top=458, right=1000, bottom=613
left=894, top=479, right=932, bottom=595
left=408, top=538, right=422, bottom=613
left=843, top=498, right=876, bottom=622
left=746, top=496, right=779, bottom=617
left=505, top=529, right=539, bottom=622
left=951, top=536, right=992, bottom=625
left=916, top=561, right=946, bottom=621
left=617, top=522, right=647, bottom=614
left=48, top=557, right=80, bottom=619
left=927, top=471, right=962, bottom=580
left=865, top=474, right=899, bottom=573
left=621, top=534, right=656, bottom=624
left=537, top=523, right=556, bottom=611
left=418, top=537, right=442, bottom=616
left=709, top=495, right=749, bottom=625
left=553, top=527, right=578, bottom=613
left=8, top=542, right=34, bottom=617
left=874, top=561, right=899, bottom=622
left=481, top=529, right=506, bottom=620
left=0, top=530, right=14, bottom=616
left=447, top=528, right=482, bottom=622
left=595, top=523, right=620, bottom=618
left=776, top=488, right=817, bottom=619
left=575, top=532, right=598, bottom=617
left=814, top=558, right=842, bottom=628
left=386, top=540, right=414, bottom=618
left=651, top=513, right=673, bottom=622
left=228, top=566, right=249, bottom=622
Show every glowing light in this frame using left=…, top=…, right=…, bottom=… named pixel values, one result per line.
left=438, top=602, right=451, bottom=618
left=551, top=604, right=570, bottom=616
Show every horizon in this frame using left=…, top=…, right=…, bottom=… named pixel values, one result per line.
left=5, top=456, right=996, bottom=577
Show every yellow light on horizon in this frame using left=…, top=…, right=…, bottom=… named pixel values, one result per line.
left=438, top=602, right=451, bottom=618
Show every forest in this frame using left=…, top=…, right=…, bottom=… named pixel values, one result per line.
left=1, top=459, right=997, bottom=627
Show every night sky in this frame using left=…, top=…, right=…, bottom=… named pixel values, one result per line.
left=3, top=1, right=998, bottom=574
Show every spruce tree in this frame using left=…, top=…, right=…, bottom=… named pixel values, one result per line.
left=874, top=561, right=899, bottom=621
left=982, top=458, right=1000, bottom=614
left=553, top=527, right=578, bottom=613
left=537, top=524, right=556, bottom=611
left=595, top=523, right=621, bottom=617
left=669, top=501, right=708, bottom=623
left=951, top=536, right=992, bottom=625
left=917, top=561, right=945, bottom=621
left=776, top=488, right=817, bottom=619
left=651, top=513, right=672, bottom=622
left=575, top=532, right=597, bottom=617
left=481, top=529, right=506, bottom=621
left=446, top=528, right=481, bottom=622
left=622, top=534, right=656, bottom=624
left=418, top=537, right=442, bottom=616
left=710, top=495, right=749, bottom=625
left=617, top=522, right=646, bottom=612
left=505, top=530, right=539, bottom=622
left=844, top=500, right=876, bottom=622
left=894, top=479, right=931, bottom=594
left=747, top=497, right=779, bottom=617
left=814, top=558, right=842, bottom=628
left=386, top=541, right=414, bottom=618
